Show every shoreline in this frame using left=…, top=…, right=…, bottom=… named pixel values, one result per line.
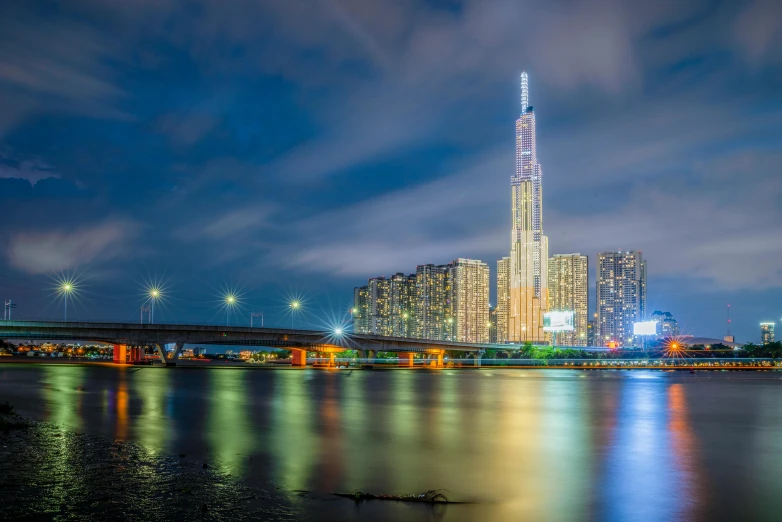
left=0, top=409, right=300, bottom=521
left=1, top=357, right=779, bottom=371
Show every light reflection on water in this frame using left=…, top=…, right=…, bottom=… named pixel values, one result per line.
left=1, top=365, right=782, bottom=521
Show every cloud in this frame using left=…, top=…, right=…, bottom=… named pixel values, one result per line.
left=548, top=150, right=782, bottom=290
left=7, top=221, right=136, bottom=274
left=0, top=157, right=60, bottom=186
left=275, top=150, right=509, bottom=276
left=734, top=0, right=782, bottom=66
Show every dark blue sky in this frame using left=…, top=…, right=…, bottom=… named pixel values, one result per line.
left=1, top=0, right=780, bottom=342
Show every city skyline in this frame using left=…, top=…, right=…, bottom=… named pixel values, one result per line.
left=0, top=1, right=780, bottom=343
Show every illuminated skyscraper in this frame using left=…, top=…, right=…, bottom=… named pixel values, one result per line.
left=352, top=285, right=371, bottom=334
left=509, top=72, right=548, bottom=342
left=761, top=322, right=775, bottom=344
left=448, top=258, right=490, bottom=343
left=596, top=251, right=647, bottom=347
left=548, top=254, right=588, bottom=346
left=496, top=257, right=510, bottom=343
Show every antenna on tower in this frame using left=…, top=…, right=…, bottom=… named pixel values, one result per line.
left=520, top=71, right=529, bottom=113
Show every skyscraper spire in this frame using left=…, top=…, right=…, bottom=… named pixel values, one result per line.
left=520, top=71, right=529, bottom=113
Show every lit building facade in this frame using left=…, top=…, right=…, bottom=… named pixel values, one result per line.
left=508, top=72, right=548, bottom=343
left=761, top=322, right=775, bottom=344
left=496, top=257, right=510, bottom=343
left=352, top=286, right=371, bottom=334
left=449, top=258, right=490, bottom=343
left=547, top=254, right=588, bottom=346
left=651, top=311, right=680, bottom=338
left=415, top=264, right=451, bottom=340
left=596, top=251, right=647, bottom=347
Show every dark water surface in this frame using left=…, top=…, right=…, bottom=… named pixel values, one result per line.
left=1, top=364, right=781, bottom=521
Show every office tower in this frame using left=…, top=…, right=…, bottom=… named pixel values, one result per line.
left=415, top=264, right=450, bottom=340
left=352, top=286, right=371, bottom=334
left=448, top=258, right=490, bottom=343
left=761, top=322, right=775, bottom=344
left=496, top=257, right=510, bottom=343
left=548, top=254, right=588, bottom=346
left=596, top=251, right=647, bottom=347
left=509, top=72, right=548, bottom=343
left=651, top=311, right=680, bottom=338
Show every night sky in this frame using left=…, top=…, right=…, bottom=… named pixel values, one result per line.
left=1, top=0, right=780, bottom=342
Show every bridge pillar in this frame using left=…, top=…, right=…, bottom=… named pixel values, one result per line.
left=398, top=352, right=415, bottom=368
left=328, top=352, right=335, bottom=367
left=437, top=352, right=444, bottom=368
left=113, top=344, right=127, bottom=364
left=473, top=352, right=481, bottom=367
left=171, top=342, right=184, bottom=362
left=290, top=348, right=307, bottom=367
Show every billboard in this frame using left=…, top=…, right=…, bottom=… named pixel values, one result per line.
left=543, top=311, right=575, bottom=332
left=633, top=321, right=658, bottom=336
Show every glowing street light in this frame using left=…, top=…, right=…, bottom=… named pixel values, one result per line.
left=58, top=281, right=75, bottom=322
left=147, top=287, right=162, bottom=324
left=224, top=293, right=238, bottom=326
left=334, top=327, right=344, bottom=336
left=290, top=300, right=301, bottom=329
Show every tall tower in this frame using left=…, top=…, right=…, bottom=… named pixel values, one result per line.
left=509, top=72, right=548, bottom=343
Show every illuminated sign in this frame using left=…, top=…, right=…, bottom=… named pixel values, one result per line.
left=633, top=321, right=658, bottom=336
left=543, top=311, right=575, bottom=332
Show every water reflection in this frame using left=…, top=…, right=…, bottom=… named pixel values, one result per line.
left=3, top=365, right=782, bottom=522
left=206, top=369, right=254, bottom=475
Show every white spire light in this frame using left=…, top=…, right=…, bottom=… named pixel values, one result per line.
left=520, top=71, right=529, bottom=113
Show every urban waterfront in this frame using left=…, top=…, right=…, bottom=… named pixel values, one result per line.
left=1, top=364, right=781, bottom=521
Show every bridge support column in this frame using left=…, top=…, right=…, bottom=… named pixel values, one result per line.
left=328, top=352, right=335, bottom=367
left=155, top=343, right=172, bottom=367
left=290, top=348, right=307, bottom=367
left=473, top=352, right=481, bottom=367
left=171, top=342, right=184, bottom=362
left=398, top=352, right=415, bottom=368
left=113, top=344, right=128, bottom=364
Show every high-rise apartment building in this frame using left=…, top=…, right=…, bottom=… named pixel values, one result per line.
left=352, top=286, right=371, bottom=334
left=415, top=264, right=450, bottom=340
left=449, top=258, right=490, bottom=343
left=369, top=276, right=391, bottom=336
left=496, top=257, right=510, bottom=343
left=389, top=273, right=416, bottom=338
left=354, top=259, right=490, bottom=342
left=548, top=254, right=588, bottom=346
left=596, top=251, right=647, bottom=347
left=508, top=72, right=548, bottom=343
left=761, top=322, right=775, bottom=344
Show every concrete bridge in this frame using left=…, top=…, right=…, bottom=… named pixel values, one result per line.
left=0, top=320, right=519, bottom=367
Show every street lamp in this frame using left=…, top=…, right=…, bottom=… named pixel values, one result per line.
left=290, top=300, right=301, bottom=328
left=224, top=294, right=237, bottom=326
left=61, top=283, right=74, bottom=322
left=148, top=287, right=161, bottom=324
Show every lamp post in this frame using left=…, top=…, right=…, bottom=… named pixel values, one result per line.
left=148, top=288, right=161, bottom=324
left=61, top=283, right=73, bottom=322
left=290, top=300, right=300, bottom=329
left=225, top=294, right=237, bottom=326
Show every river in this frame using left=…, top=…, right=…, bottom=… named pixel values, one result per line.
left=1, top=364, right=780, bottom=521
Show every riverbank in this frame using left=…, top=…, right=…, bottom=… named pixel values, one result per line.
left=1, top=356, right=779, bottom=371
left=0, top=407, right=299, bottom=521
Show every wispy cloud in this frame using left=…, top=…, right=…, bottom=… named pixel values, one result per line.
left=7, top=221, right=137, bottom=274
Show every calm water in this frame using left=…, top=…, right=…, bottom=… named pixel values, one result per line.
left=1, top=364, right=781, bottom=521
